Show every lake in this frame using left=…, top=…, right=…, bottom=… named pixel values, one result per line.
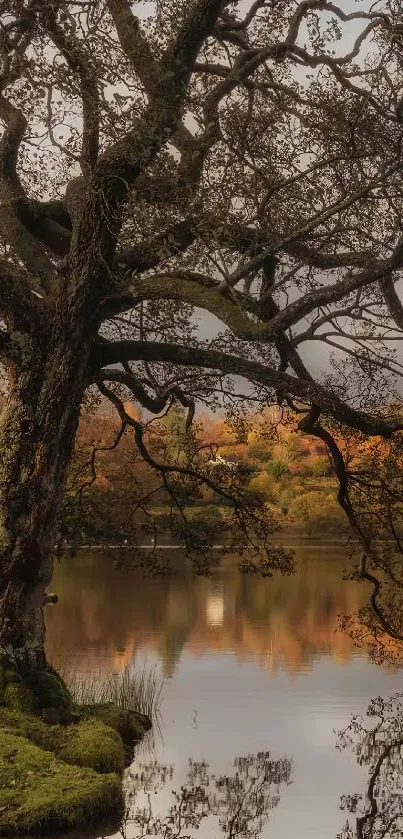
left=45, top=544, right=403, bottom=839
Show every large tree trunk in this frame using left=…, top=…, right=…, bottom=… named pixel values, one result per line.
left=0, top=326, right=92, bottom=667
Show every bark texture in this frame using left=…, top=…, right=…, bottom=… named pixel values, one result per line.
left=0, top=325, right=92, bottom=664
left=0, top=0, right=230, bottom=666
left=2, top=0, right=403, bottom=664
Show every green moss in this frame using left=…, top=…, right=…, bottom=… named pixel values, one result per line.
left=59, top=719, right=125, bottom=775
left=0, top=676, right=151, bottom=835
left=0, top=708, right=60, bottom=752
left=4, top=669, right=23, bottom=684
left=0, top=710, right=124, bottom=773
left=25, top=669, right=71, bottom=713
left=0, top=730, right=122, bottom=835
left=80, top=703, right=151, bottom=748
left=4, top=682, right=33, bottom=713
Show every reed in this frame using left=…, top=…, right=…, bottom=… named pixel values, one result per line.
left=63, top=662, right=164, bottom=722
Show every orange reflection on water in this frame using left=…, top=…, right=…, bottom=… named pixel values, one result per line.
left=46, top=546, right=378, bottom=678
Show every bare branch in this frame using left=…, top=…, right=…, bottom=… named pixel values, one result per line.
left=92, top=339, right=403, bottom=437
left=100, top=273, right=265, bottom=339
left=96, top=367, right=168, bottom=414
left=106, top=0, right=161, bottom=94
left=268, top=258, right=403, bottom=337
left=286, top=1, right=329, bottom=47
left=42, top=6, right=100, bottom=174
left=379, top=274, right=403, bottom=330
left=95, top=0, right=227, bottom=194
left=97, top=380, right=253, bottom=508
left=0, top=32, right=57, bottom=291
left=115, top=217, right=196, bottom=272
left=215, top=221, right=373, bottom=270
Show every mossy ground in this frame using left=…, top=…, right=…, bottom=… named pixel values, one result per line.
left=0, top=730, right=122, bottom=835
left=79, top=703, right=151, bottom=758
left=0, top=665, right=151, bottom=836
left=58, top=718, right=125, bottom=774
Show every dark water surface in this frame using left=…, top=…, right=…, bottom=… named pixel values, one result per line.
left=46, top=546, right=403, bottom=838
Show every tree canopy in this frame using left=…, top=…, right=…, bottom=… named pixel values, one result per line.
left=3, top=1, right=403, bottom=422
left=3, top=0, right=403, bottom=651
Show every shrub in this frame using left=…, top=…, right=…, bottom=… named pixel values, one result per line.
left=267, top=460, right=290, bottom=479
left=288, top=491, right=345, bottom=532
left=248, top=472, right=277, bottom=501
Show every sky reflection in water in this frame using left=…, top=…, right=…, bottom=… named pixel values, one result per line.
left=46, top=546, right=403, bottom=839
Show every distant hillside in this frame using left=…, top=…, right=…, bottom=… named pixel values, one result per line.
left=57, top=403, right=352, bottom=544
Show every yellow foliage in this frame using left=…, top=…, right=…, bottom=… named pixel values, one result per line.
left=249, top=472, right=277, bottom=500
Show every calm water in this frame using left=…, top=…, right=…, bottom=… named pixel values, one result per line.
left=45, top=546, right=403, bottom=839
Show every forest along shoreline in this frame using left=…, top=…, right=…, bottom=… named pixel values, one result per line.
left=57, top=535, right=367, bottom=548
left=59, top=404, right=360, bottom=547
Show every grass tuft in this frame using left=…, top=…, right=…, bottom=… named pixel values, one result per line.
left=63, top=663, right=164, bottom=722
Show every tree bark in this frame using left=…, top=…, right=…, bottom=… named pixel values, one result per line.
left=0, top=325, right=92, bottom=668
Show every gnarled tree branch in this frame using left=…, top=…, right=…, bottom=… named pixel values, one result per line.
left=92, top=339, right=403, bottom=437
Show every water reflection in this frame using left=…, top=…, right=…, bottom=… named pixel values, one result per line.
left=102, top=690, right=403, bottom=839
left=45, top=549, right=403, bottom=839
left=337, top=694, right=403, bottom=838
left=115, top=752, right=291, bottom=839
left=108, top=694, right=403, bottom=839
left=46, top=548, right=371, bottom=676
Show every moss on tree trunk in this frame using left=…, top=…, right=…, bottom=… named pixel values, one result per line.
left=0, top=330, right=92, bottom=666
left=0, top=329, right=153, bottom=835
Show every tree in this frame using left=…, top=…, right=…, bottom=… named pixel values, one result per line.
left=337, top=694, right=403, bottom=839
left=120, top=751, right=291, bottom=838
left=2, top=0, right=403, bottom=673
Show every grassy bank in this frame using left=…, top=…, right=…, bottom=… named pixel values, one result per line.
left=0, top=665, right=156, bottom=836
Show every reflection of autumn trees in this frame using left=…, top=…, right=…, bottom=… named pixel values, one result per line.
left=46, top=550, right=371, bottom=677
left=64, top=408, right=403, bottom=651
left=116, top=752, right=291, bottom=839
left=337, top=695, right=403, bottom=839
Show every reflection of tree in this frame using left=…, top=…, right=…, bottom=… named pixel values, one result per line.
left=336, top=695, right=403, bottom=839
left=47, top=549, right=366, bottom=678
left=116, top=752, right=291, bottom=839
